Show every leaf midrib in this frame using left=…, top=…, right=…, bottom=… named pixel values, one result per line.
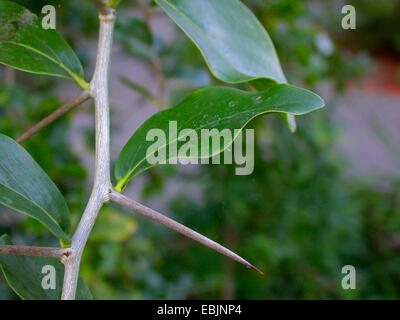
left=7, top=40, right=80, bottom=83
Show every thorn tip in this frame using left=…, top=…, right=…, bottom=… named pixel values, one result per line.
left=247, top=263, right=264, bottom=275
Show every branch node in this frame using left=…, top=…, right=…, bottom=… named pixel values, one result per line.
left=64, top=250, right=72, bottom=258
left=104, top=189, right=112, bottom=203
left=91, top=0, right=116, bottom=16
left=99, top=10, right=116, bottom=22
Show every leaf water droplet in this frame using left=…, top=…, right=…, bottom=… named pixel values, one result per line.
left=252, top=95, right=263, bottom=104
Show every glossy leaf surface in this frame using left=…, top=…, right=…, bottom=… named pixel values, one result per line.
left=115, top=84, right=324, bottom=191
left=155, top=0, right=286, bottom=84
left=155, top=0, right=297, bottom=129
left=0, top=134, right=70, bottom=240
left=0, top=1, right=88, bottom=88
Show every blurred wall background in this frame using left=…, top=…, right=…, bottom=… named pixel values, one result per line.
left=1, top=0, right=400, bottom=299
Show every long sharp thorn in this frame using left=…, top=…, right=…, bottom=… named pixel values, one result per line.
left=109, top=191, right=263, bottom=275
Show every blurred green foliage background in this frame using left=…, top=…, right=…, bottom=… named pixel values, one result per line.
left=1, top=0, right=400, bottom=299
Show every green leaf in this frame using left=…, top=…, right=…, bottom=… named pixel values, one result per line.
left=250, top=78, right=296, bottom=132
left=114, top=84, right=324, bottom=191
left=0, top=235, right=92, bottom=300
left=0, top=1, right=88, bottom=88
left=119, top=75, right=157, bottom=104
left=115, top=17, right=154, bottom=61
left=90, top=206, right=138, bottom=243
left=155, top=0, right=296, bottom=130
left=155, top=0, right=286, bottom=84
left=0, top=134, right=70, bottom=240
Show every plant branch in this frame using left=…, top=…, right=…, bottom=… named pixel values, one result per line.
left=61, top=9, right=115, bottom=300
left=109, top=191, right=263, bottom=275
left=58, top=0, right=261, bottom=301
left=17, top=89, right=91, bottom=143
left=0, top=245, right=69, bottom=259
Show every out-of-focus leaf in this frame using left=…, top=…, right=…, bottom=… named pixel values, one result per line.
left=168, top=66, right=211, bottom=87
left=119, top=75, right=157, bottom=104
left=167, top=86, right=194, bottom=107
left=90, top=206, right=138, bottom=243
left=0, top=134, right=70, bottom=241
left=0, top=235, right=92, bottom=300
left=114, top=84, right=324, bottom=191
left=115, top=17, right=154, bottom=61
left=161, top=36, right=211, bottom=87
left=0, top=1, right=88, bottom=88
